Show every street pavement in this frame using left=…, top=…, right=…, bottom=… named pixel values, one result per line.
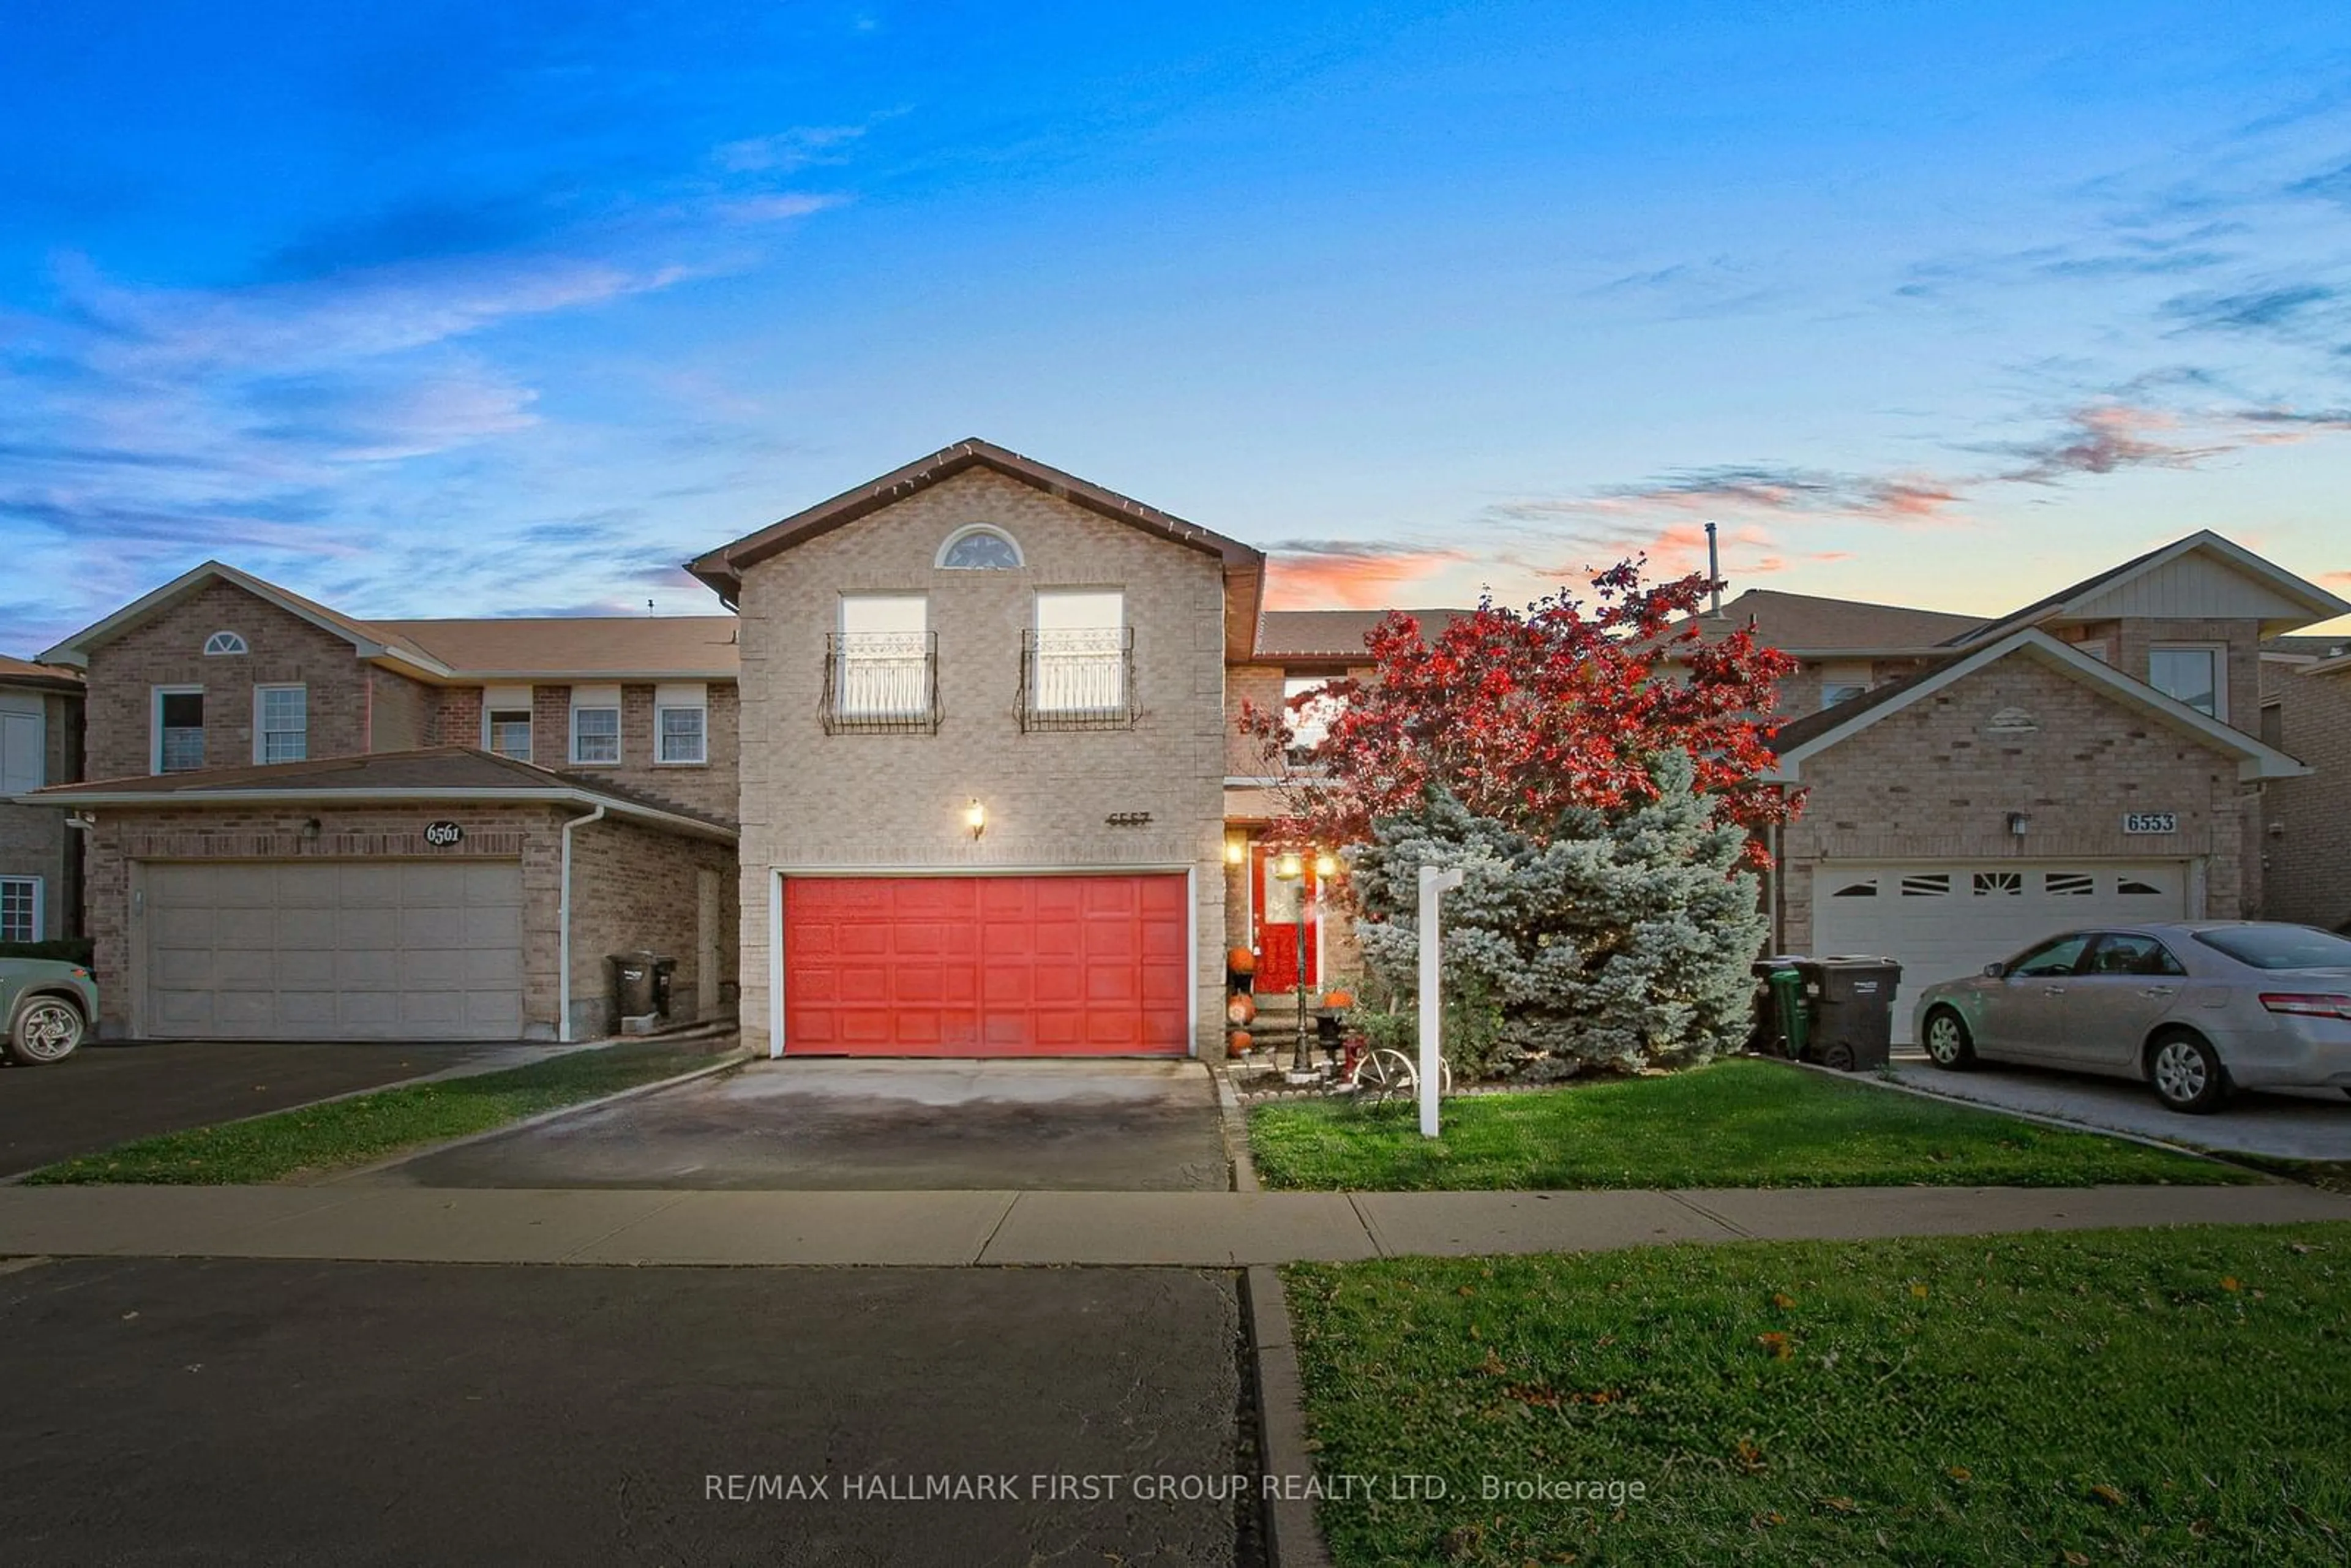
left=370, top=1058, right=1232, bottom=1191
left=0, top=1256, right=1256, bottom=1567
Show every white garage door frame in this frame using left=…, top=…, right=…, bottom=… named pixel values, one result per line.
left=134, top=858, right=527, bottom=1041
left=1810, top=858, right=2199, bottom=1044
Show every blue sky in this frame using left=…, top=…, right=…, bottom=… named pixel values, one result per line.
left=6, top=0, right=2351, bottom=648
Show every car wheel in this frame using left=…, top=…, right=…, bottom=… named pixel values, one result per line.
left=5, top=995, right=86, bottom=1065
left=1921, top=1008, right=1975, bottom=1070
left=2148, top=1030, right=2229, bottom=1114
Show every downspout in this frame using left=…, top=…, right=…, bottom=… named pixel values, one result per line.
left=557, top=803, right=606, bottom=1043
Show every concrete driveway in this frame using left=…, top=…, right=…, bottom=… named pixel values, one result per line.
left=372, top=1058, right=1233, bottom=1191
left=0, top=1257, right=1254, bottom=1567
left=1883, top=1051, right=2351, bottom=1161
left=0, top=1039, right=508, bottom=1177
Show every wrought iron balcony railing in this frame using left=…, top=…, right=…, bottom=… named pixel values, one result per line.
left=823, top=631, right=940, bottom=734
left=1019, top=626, right=1136, bottom=731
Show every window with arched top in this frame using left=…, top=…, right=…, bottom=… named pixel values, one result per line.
left=937, top=525, right=1023, bottom=570
left=203, top=631, right=248, bottom=656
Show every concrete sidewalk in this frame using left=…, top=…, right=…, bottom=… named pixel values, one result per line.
left=1, top=1181, right=2344, bottom=1266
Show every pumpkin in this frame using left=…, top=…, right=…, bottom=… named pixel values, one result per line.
left=1226, top=947, right=1256, bottom=975
left=1321, top=989, right=1355, bottom=1010
left=1228, top=1029, right=1253, bottom=1057
left=1226, top=993, right=1258, bottom=1026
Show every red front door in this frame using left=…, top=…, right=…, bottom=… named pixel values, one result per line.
left=783, top=874, right=1190, bottom=1056
left=1251, top=846, right=1319, bottom=995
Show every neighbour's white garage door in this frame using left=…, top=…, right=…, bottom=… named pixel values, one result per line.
left=144, top=861, right=525, bottom=1040
left=1811, top=861, right=2189, bottom=1043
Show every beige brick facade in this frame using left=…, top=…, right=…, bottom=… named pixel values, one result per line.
left=2258, top=659, right=2351, bottom=931
left=82, top=580, right=372, bottom=781
left=1779, top=655, right=2250, bottom=953
left=568, top=814, right=739, bottom=1035
left=732, top=468, right=1229, bottom=1056
left=1, top=680, right=82, bottom=941
left=424, top=681, right=741, bottom=819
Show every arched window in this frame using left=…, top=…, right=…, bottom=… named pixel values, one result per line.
left=937, top=525, right=1023, bottom=570
left=203, top=631, right=249, bottom=656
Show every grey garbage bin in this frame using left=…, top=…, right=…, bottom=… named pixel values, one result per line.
left=1802, top=956, right=1902, bottom=1071
left=609, top=952, right=659, bottom=1020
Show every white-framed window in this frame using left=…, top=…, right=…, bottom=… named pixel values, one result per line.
left=0, top=696, right=43, bottom=794
left=253, top=684, right=307, bottom=764
left=936, top=524, right=1023, bottom=570
left=0, top=876, right=39, bottom=943
left=2150, top=643, right=2225, bottom=720
left=1031, top=590, right=1126, bottom=715
left=481, top=685, right=534, bottom=762
left=569, top=684, right=622, bottom=765
left=153, top=685, right=205, bottom=773
left=1818, top=659, right=1872, bottom=710
left=835, top=595, right=932, bottom=720
left=1282, top=675, right=1344, bottom=763
left=203, top=630, right=248, bottom=656
left=655, top=682, right=708, bottom=765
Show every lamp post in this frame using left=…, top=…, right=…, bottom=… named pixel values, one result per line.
left=1272, top=849, right=1310, bottom=1072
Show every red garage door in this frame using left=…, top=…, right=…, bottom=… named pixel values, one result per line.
left=783, top=874, right=1191, bottom=1056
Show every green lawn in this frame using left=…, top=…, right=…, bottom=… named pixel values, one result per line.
left=24, top=1043, right=725, bottom=1185
left=1249, top=1057, right=2250, bottom=1190
left=1283, top=1224, right=2351, bottom=1566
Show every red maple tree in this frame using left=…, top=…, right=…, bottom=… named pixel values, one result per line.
left=1240, top=560, right=1801, bottom=860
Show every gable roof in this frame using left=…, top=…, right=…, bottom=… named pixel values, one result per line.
left=27, top=746, right=735, bottom=838
left=0, top=654, right=82, bottom=692
left=1944, top=530, right=2349, bottom=646
left=372, top=617, right=740, bottom=678
left=1679, top=589, right=1988, bottom=655
left=1253, top=608, right=1476, bottom=661
left=685, top=438, right=1268, bottom=659
left=1766, top=626, right=2307, bottom=784
left=37, top=562, right=742, bottom=682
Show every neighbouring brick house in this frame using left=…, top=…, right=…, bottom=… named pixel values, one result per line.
left=1743, top=531, right=2342, bottom=1039
left=2258, top=636, right=2351, bottom=932
left=0, top=654, right=84, bottom=945
left=35, top=565, right=741, bottom=1040
left=25, top=441, right=2351, bottom=1056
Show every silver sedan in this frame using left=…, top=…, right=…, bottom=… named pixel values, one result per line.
left=1911, top=921, right=2351, bottom=1114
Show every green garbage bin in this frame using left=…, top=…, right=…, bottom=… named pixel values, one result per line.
left=1750, top=956, right=1810, bottom=1061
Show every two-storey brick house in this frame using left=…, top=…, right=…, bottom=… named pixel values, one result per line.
left=1, top=654, right=85, bottom=947
left=36, top=563, right=739, bottom=1041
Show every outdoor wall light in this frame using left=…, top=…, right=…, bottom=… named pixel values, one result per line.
left=965, top=799, right=987, bottom=839
left=1313, top=852, right=1337, bottom=879
left=1224, top=836, right=1247, bottom=866
left=2006, top=811, right=2030, bottom=837
left=1273, top=850, right=1303, bottom=880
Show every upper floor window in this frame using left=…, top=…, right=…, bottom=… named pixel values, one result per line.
left=1283, top=675, right=1344, bottom=764
left=1024, top=590, right=1131, bottom=730
left=0, top=876, right=38, bottom=943
left=937, top=525, right=1023, bottom=570
left=154, top=686, right=205, bottom=773
left=0, top=698, right=43, bottom=793
left=2150, top=643, right=2222, bottom=720
left=570, top=684, right=622, bottom=765
left=254, top=684, right=307, bottom=765
left=482, top=685, right=533, bottom=762
left=827, top=596, right=936, bottom=733
left=656, top=682, right=708, bottom=765
left=203, top=631, right=247, bottom=656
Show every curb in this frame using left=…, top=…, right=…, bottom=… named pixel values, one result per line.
left=312, top=1045, right=754, bottom=1185
left=1797, top=1059, right=2281, bottom=1177
left=1242, top=1264, right=1334, bottom=1568
left=1210, top=1065, right=1261, bottom=1193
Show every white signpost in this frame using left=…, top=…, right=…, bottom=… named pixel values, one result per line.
left=1417, top=863, right=1466, bottom=1138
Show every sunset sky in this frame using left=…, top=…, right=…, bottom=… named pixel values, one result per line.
left=6, top=1, right=2351, bottom=647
